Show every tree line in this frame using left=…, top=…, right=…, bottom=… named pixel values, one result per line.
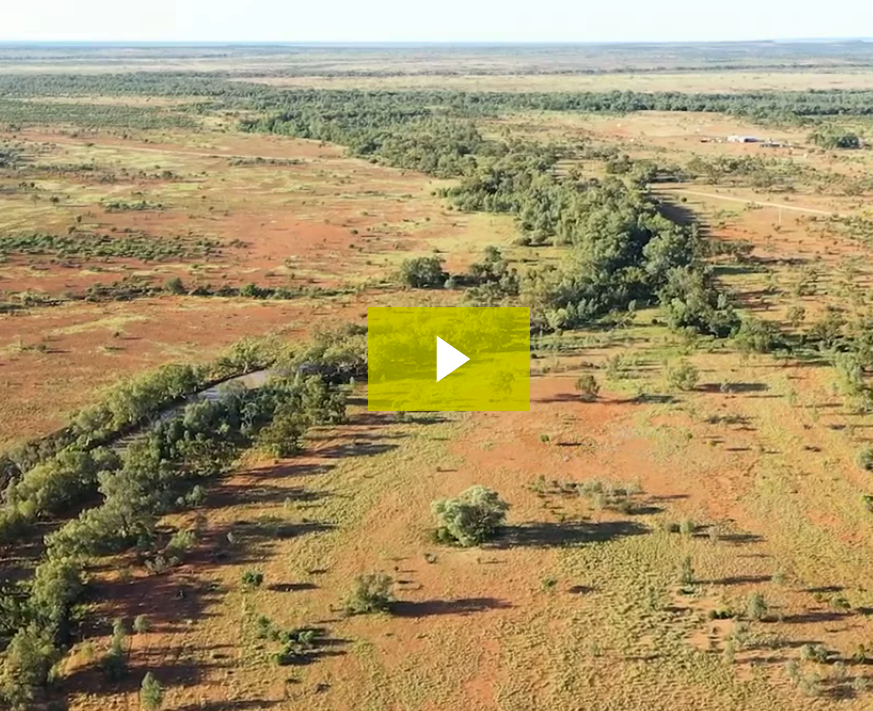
left=0, top=327, right=366, bottom=709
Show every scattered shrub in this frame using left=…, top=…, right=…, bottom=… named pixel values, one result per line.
left=667, top=360, right=699, bottom=391
left=800, top=643, right=830, bottom=664
left=164, top=276, right=185, bottom=295
left=140, top=672, right=164, bottom=711
left=574, top=374, right=600, bottom=402
left=241, top=571, right=264, bottom=589
left=0, top=625, right=58, bottom=710
left=746, top=592, right=768, bottom=621
left=102, top=618, right=128, bottom=681
left=133, top=615, right=150, bottom=634
left=398, top=256, right=447, bottom=289
left=432, top=486, right=510, bottom=546
left=679, top=555, right=695, bottom=587
left=344, top=573, right=393, bottom=615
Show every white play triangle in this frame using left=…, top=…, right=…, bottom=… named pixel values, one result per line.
left=436, top=336, right=470, bottom=382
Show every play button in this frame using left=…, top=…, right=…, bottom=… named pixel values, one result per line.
left=436, top=336, right=470, bottom=382
left=368, top=306, right=530, bottom=411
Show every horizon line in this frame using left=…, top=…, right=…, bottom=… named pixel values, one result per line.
left=1, top=37, right=872, bottom=47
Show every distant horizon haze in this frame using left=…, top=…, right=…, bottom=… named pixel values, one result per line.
left=2, top=0, right=872, bottom=44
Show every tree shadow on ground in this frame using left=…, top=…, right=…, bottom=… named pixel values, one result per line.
left=781, top=610, right=849, bottom=624
left=316, top=441, right=400, bottom=459
left=718, top=531, right=765, bottom=545
left=63, top=645, right=231, bottom=698
left=269, top=582, right=318, bottom=592
left=391, top=597, right=512, bottom=618
left=196, top=520, right=335, bottom=567
left=176, top=702, right=274, bottom=711
left=79, top=570, right=224, bottom=637
left=805, top=585, right=845, bottom=594
left=568, top=585, right=595, bottom=595
left=206, top=483, right=332, bottom=509
left=700, top=382, right=768, bottom=394
left=492, top=519, right=648, bottom=548
left=705, top=574, right=772, bottom=586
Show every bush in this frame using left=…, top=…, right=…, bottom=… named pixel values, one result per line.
left=398, top=256, right=447, bottom=289
left=140, top=672, right=164, bottom=711
left=241, top=570, right=264, bottom=589
left=810, top=126, right=861, bottom=150
left=0, top=625, right=58, bottom=710
left=746, top=592, right=768, bottom=621
left=28, top=556, right=83, bottom=632
left=734, top=317, right=784, bottom=354
left=344, top=573, right=393, bottom=615
left=800, top=643, right=830, bottom=664
left=857, top=447, right=873, bottom=472
left=133, top=615, right=150, bottom=634
left=102, top=618, right=128, bottom=681
left=257, top=410, right=307, bottom=457
left=658, top=266, right=738, bottom=338
left=165, top=528, right=196, bottom=559
left=432, top=485, right=509, bottom=546
left=679, top=555, right=694, bottom=586
left=574, top=374, right=600, bottom=402
left=667, top=360, right=699, bottom=392
left=164, top=277, right=185, bottom=295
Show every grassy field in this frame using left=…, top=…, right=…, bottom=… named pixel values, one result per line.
left=4, top=42, right=873, bottom=711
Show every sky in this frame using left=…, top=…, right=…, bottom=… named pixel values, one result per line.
left=1, top=0, right=871, bottom=44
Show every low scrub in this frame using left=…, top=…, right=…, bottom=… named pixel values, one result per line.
left=344, top=574, right=394, bottom=615
left=432, top=485, right=509, bottom=546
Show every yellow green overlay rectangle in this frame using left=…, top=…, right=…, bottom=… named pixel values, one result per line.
left=368, top=307, right=530, bottom=411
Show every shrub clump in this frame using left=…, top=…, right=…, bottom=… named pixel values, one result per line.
left=432, top=485, right=509, bottom=546
left=574, top=374, right=600, bottom=402
left=856, top=446, right=873, bottom=472
left=241, top=570, right=264, bottom=589
left=398, top=256, right=447, bottom=289
left=140, top=672, right=164, bottom=711
left=344, top=573, right=394, bottom=615
left=666, top=359, right=699, bottom=392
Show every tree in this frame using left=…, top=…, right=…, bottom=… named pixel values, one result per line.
left=734, top=317, right=783, bottom=354
left=164, top=277, right=185, bottom=295
left=398, top=256, right=447, bottom=289
left=140, top=672, right=164, bottom=711
left=102, top=618, right=128, bottom=681
left=809, top=126, right=861, bottom=149
left=574, top=374, right=600, bottom=402
left=0, top=625, right=58, bottom=710
left=432, top=486, right=510, bottom=546
left=257, top=411, right=306, bottom=457
left=746, top=592, right=768, bottom=621
left=241, top=570, right=264, bottom=589
left=667, top=360, right=699, bottom=392
left=787, top=305, right=806, bottom=329
left=28, top=556, right=83, bottom=632
left=344, top=573, right=394, bottom=615
left=133, top=615, right=150, bottom=634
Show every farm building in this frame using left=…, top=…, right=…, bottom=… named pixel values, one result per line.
left=727, top=135, right=760, bottom=143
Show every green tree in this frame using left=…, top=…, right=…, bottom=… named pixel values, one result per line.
left=102, top=617, right=128, bottom=681
left=667, top=360, right=699, bottom=392
left=432, top=485, right=510, bottom=546
left=746, top=592, right=768, bottom=621
left=164, top=277, right=185, bottom=295
left=574, top=374, right=600, bottom=402
left=0, top=625, right=58, bottom=710
left=398, top=256, right=447, bottom=289
left=140, top=672, right=164, bottom=711
left=344, top=573, right=394, bottom=615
